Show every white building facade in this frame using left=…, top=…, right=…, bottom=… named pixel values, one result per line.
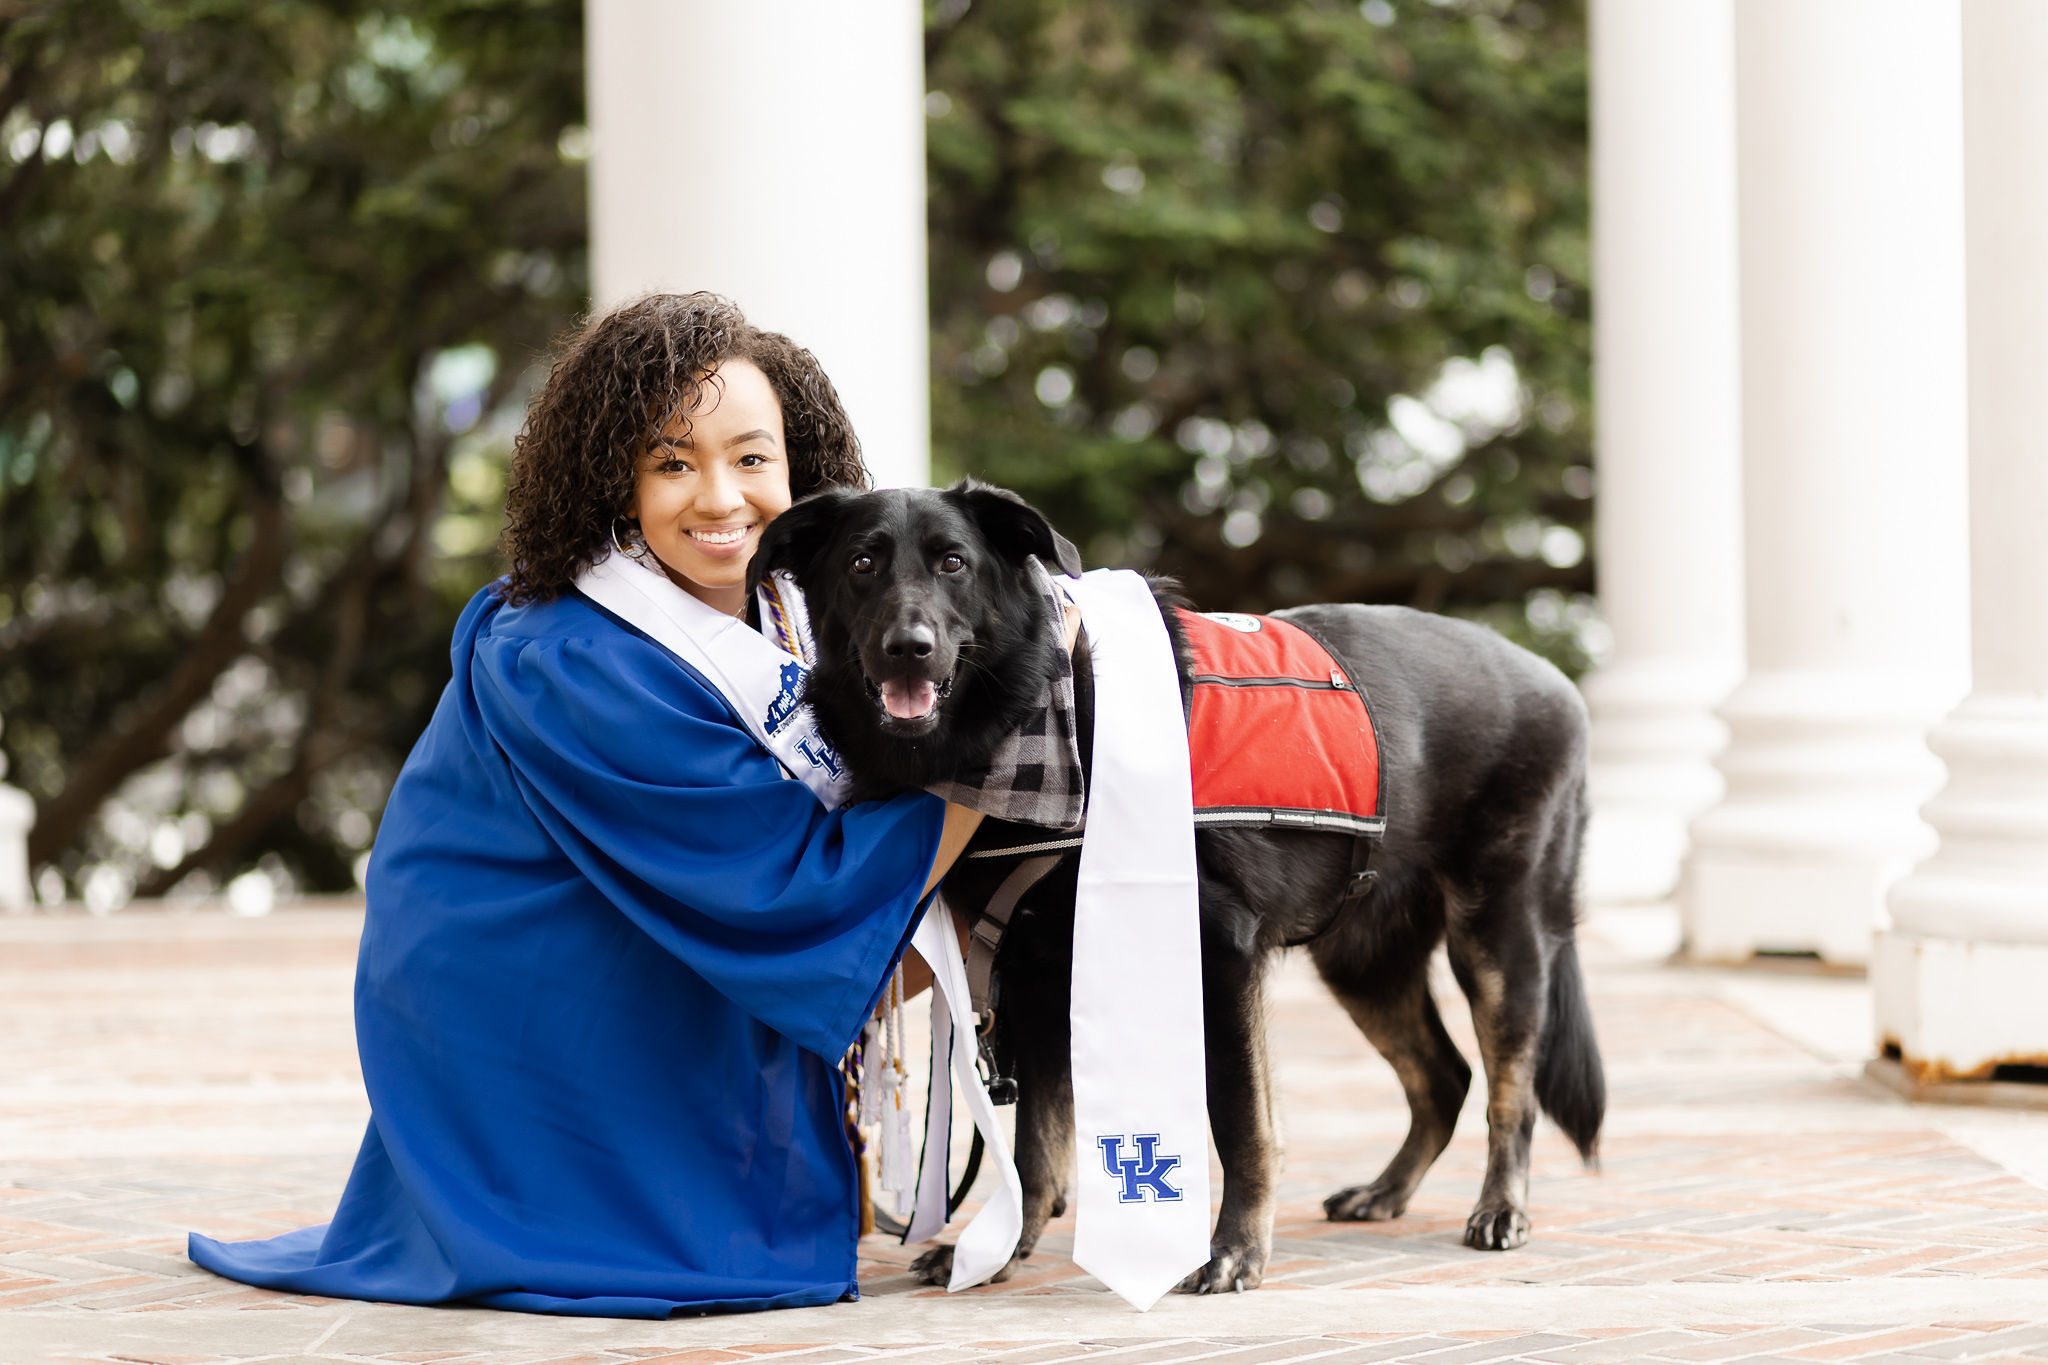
left=584, top=0, right=932, bottom=491
left=1874, top=0, right=2048, bottom=1083
left=1588, top=0, right=2048, bottom=1081
left=1581, top=0, right=1744, bottom=908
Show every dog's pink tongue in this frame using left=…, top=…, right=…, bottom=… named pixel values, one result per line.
left=881, top=678, right=938, bottom=720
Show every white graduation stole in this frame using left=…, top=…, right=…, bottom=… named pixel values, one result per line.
left=893, top=569, right=1210, bottom=1307
left=574, top=552, right=852, bottom=808
left=901, top=904, right=1026, bottom=1287
left=1062, top=569, right=1212, bottom=1310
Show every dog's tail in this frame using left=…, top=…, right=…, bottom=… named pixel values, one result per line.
left=1535, top=936, right=1605, bottom=1165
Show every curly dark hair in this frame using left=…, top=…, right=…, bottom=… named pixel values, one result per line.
left=498, top=292, right=868, bottom=604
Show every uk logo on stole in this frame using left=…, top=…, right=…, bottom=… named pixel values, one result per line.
left=1097, top=1133, right=1183, bottom=1204
left=795, top=735, right=844, bottom=779
left=764, top=661, right=844, bottom=777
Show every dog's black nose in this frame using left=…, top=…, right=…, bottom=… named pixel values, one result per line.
left=884, top=623, right=936, bottom=660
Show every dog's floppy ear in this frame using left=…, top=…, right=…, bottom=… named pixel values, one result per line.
left=947, top=479, right=1084, bottom=577
left=749, top=487, right=860, bottom=595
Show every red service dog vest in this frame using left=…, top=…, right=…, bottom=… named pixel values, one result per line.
left=1176, top=609, right=1385, bottom=839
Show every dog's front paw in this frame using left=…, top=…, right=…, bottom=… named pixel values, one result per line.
left=1175, top=1243, right=1266, bottom=1295
left=907, top=1243, right=1019, bottom=1286
left=1462, top=1205, right=1528, bottom=1251
left=1322, top=1180, right=1411, bottom=1222
left=907, top=1244, right=955, bottom=1285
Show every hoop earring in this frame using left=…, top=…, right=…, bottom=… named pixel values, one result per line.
left=612, top=516, right=647, bottom=561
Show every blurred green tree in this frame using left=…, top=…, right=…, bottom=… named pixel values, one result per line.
left=0, top=0, right=585, bottom=905
left=2, top=0, right=1593, bottom=902
left=925, top=0, right=1595, bottom=660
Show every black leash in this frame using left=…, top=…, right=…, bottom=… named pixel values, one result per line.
left=871, top=1131, right=987, bottom=1239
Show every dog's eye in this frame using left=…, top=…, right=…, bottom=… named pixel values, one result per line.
left=850, top=554, right=875, bottom=575
left=939, top=553, right=966, bottom=574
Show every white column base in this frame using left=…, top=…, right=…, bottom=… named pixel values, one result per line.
left=1874, top=931, right=2048, bottom=1081
left=1584, top=810, right=1690, bottom=908
left=0, top=782, right=33, bottom=912
left=1681, top=669, right=1953, bottom=965
left=1888, top=692, right=2048, bottom=943
left=1684, top=847, right=1912, bottom=965
left=1583, top=660, right=1734, bottom=904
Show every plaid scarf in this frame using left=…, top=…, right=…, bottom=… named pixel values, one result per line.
left=924, top=562, right=1087, bottom=831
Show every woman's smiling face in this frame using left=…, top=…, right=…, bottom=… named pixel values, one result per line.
left=630, top=358, right=793, bottom=616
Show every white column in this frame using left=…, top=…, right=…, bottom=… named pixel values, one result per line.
left=1683, top=0, right=1970, bottom=965
left=1581, top=0, right=1744, bottom=905
left=1875, top=0, right=2048, bottom=1079
left=0, top=714, right=32, bottom=910
left=584, top=0, right=931, bottom=490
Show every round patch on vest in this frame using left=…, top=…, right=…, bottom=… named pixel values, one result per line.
left=1202, top=612, right=1264, bottom=633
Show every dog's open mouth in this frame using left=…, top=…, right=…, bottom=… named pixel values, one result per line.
left=866, top=674, right=955, bottom=725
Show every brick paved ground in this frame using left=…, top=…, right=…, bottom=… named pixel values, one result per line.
left=3, top=904, right=2046, bottom=1364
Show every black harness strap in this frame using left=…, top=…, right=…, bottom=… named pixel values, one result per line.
left=964, top=852, right=1065, bottom=1027
left=1280, top=836, right=1378, bottom=949
left=1342, top=833, right=1379, bottom=909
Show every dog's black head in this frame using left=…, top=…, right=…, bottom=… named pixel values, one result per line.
left=749, top=479, right=1082, bottom=795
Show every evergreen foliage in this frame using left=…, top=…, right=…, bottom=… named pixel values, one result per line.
left=925, top=0, right=1594, bottom=655
left=0, top=1, right=586, bottom=904
left=0, top=0, right=1590, bottom=900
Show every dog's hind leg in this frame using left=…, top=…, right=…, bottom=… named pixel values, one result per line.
left=1317, top=964, right=1471, bottom=1223
left=1443, top=878, right=1548, bottom=1251
left=1179, top=916, right=1278, bottom=1294
left=1007, top=952, right=1076, bottom=1261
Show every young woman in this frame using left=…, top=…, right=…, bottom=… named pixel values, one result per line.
left=188, top=294, right=987, bottom=1317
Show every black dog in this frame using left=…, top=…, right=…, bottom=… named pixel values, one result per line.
left=751, top=480, right=1604, bottom=1294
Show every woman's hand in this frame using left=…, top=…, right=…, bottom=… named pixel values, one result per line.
left=920, top=802, right=986, bottom=899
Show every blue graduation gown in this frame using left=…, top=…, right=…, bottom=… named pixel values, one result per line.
left=188, top=585, right=945, bottom=1317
